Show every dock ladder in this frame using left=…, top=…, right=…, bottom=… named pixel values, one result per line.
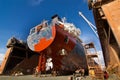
left=84, top=42, right=104, bottom=80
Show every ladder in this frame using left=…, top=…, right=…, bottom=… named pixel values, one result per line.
left=84, top=42, right=104, bottom=79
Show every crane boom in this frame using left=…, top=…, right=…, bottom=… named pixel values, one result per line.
left=79, top=12, right=98, bottom=38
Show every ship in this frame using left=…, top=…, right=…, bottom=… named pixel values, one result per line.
left=27, top=15, right=88, bottom=74
left=0, top=15, right=88, bottom=75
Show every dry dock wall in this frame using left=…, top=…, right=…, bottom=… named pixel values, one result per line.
left=0, top=46, right=39, bottom=75
left=90, top=0, right=120, bottom=74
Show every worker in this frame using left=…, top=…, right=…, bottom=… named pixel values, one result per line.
left=104, top=71, right=109, bottom=80
left=75, top=67, right=81, bottom=74
left=81, top=68, right=85, bottom=76
left=75, top=67, right=85, bottom=76
left=34, top=66, right=40, bottom=77
left=89, top=69, right=95, bottom=80
left=46, top=58, right=53, bottom=71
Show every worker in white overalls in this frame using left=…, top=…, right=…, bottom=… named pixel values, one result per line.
left=46, top=58, right=53, bottom=71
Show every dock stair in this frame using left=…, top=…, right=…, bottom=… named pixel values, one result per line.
left=85, top=43, right=104, bottom=79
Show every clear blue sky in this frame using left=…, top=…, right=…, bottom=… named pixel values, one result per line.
left=0, top=0, right=102, bottom=54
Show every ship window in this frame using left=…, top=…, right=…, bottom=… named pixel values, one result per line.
left=30, top=28, right=35, bottom=35
left=64, top=36, right=69, bottom=44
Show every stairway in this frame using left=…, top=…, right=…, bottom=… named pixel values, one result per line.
left=85, top=42, right=104, bottom=79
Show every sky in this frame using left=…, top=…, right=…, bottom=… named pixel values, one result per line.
left=0, top=0, right=104, bottom=65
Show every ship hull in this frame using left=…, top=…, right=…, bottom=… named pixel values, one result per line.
left=38, top=24, right=88, bottom=73
left=27, top=16, right=88, bottom=74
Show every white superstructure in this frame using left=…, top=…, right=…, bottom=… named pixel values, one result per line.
left=57, top=17, right=81, bottom=38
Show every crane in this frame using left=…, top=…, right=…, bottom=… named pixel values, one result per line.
left=79, top=12, right=99, bottom=38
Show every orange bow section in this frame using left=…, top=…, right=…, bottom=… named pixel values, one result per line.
left=34, top=26, right=56, bottom=52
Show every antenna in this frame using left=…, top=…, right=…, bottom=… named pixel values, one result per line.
left=79, top=11, right=98, bottom=38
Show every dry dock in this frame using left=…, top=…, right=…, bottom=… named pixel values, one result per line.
left=0, top=74, right=120, bottom=80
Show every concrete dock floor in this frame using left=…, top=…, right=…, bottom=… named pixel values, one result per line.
left=0, top=74, right=120, bottom=80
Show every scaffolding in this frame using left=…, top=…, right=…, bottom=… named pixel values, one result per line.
left=85, top=42, right=104, bottom=79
